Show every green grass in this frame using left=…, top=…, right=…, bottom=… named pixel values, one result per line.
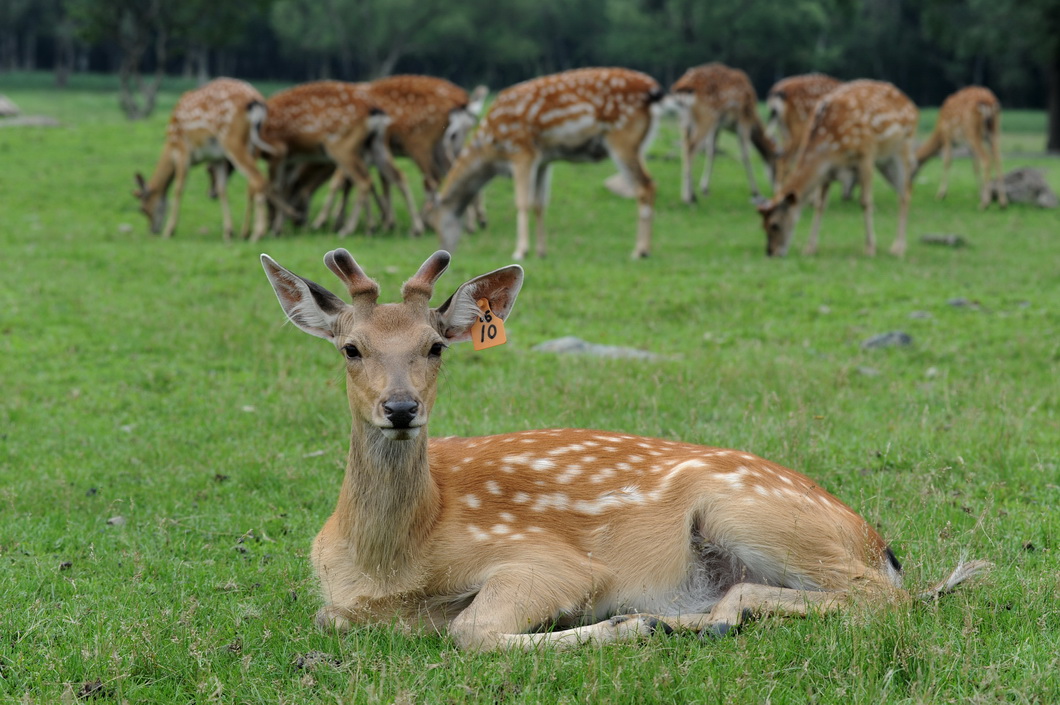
left=1, top=73, right=1059, bottom=703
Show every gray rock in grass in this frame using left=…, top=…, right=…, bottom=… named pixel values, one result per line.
left=861, top=331, right=913, bottom=349
left=533, top=336, right=663, bottom=360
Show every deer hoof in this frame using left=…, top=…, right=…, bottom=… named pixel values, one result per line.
left=314, top=605, right=354, bottom=633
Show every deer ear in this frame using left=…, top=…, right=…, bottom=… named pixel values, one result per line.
left=261, top=254, right=348, bottom=340
left=433, top=264, right=524, bottom=342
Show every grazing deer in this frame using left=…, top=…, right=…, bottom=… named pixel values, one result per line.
left=133, top=78, right=275, bottom=241
left=915, top=86, right=1007, bottom=209
left=766, top=74, right=844, bottom=188
left=427, top=67, right=664, bottom=260
left=258, top=81, right=392, bottom=237
left=670, top=63, right=775, bottom=204
left=313, top=76, right=485, bottom=234
left=758, top=80, right=918, bottom=257
left=260, top=247, right=989, bottom=651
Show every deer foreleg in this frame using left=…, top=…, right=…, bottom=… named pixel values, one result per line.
left=161, top=160, right=187, bottom=239
left=532, top=164, right=552, bottom=258
left=510, top=158, right=535, bottom=261
left=699, top=127, right=721, bottom=195
left=312, top=169, right=345, bottom=231
left=210, top=161, right=233, bottom=241
left=736, top=124, right=764, bottom=202
left=936, top=139, right=953, bottom=201
left=804, top=180, right=832, bottom=256
left=857, top=157, right=877, bottom=256
left=224, top=147, right=270, bottom=243
left=447, top=562, right=603, bottom=652
left=679, top=121, right=702, bottom=204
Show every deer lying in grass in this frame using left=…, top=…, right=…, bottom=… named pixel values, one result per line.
left=915, top=86, right=1007, bottom=209
left=758, top=80, right=918, bottom=257
left=260, top=247, right=989, bottom=651
left=133, top=78, right=275, bottom=241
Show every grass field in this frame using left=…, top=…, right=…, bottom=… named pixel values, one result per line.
left=1, top=72, right=1059, bottom=702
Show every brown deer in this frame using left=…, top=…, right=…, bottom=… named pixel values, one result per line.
left=427, top=67, right=664, bottom=260
left=260, top=247, right=989, bottom=651
left=133, top=78, right=275, bottom=241
left=758, top=80, right=918, bottom=257
left=258, top=81, right=392, bottom=237
left=915, top=86, right=1007, bottom=209
left=670, top=63, right=775, bottom=204
left=313, top=76, right=485, bottom=234
left=766, top=73, right=843, bottom=187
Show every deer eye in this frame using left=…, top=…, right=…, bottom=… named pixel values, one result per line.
left=428, top=342, right=446, bottom=359
left=343, top=344, right=362, bottom=360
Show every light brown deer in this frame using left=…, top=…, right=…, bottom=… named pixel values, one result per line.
left=915, top=86, right=1007, bottom=209
left=260, top=247, right=989, bottom=651
left=258, top=81, right=392, bottom=238
left=313, top=76, right=485, bottom=234
left=427, top=67, right=664, bottom=260
left=670, top=63, right=775, bottom=204
left=766, top=73, right=843, bottom=187
left=133, top=78, right=275, bottom=241
left=758, top=80, right=918, bottom=257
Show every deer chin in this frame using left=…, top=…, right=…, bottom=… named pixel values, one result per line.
left=380, top=427, right=422, bottom=441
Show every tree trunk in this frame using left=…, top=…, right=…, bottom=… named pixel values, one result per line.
left=1048, top=48, right=1060, bottom=154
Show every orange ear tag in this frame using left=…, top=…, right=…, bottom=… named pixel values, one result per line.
left=471, top=298, right=507, bottom=351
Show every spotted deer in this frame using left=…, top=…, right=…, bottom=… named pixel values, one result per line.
left=260, top=247, right=989, bottom=651
left=313, top=75, right=485, bottom=234
left=133, top=78, right=275, bottom=241
left=766, top=73, right=843, bottom=188
left=427, top=67, right=664, bottom=260
left=758, top=80, right=918, bottom=257
left=915, top=86, right=1007, bottom=209
left=670, top=63, right=775, bottom=204
left=258, top=81, right=393, bottom=237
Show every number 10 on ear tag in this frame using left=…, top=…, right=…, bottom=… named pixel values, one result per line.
left=471, top=298, right=507, bottom=351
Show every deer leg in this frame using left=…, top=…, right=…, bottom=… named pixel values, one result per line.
left=699, top=127, right=720, bottom=196
left=447, top=562, right=605, bottom=651
left=967, top=138, right=993, bottom=210
left=375, top=170, right=394, bottom=231
left=161, top=162, right=188, bottom=239
left=895, top=148, right=915, bottom=257
left=334, top=176, right=353, bottom=231
left=224, top=147, right=270, bottom=243
left=210, top=161, right=233, bottom=241
left=510, top=157, right=535, bottom=261
left=857, top=157, right=877, bottom=256
left=804, top=180, right=832, bottom=256
left=268, top=160, right=290, bottom=235
left=467, top=193, right=487, bottom=232
left=936, top=140, right=953, bottom=201
left=989, top=126, right=1008, bottom=208
left=312, top=169, right=345, bottom=231
left=679, top=120, right=701, bottom=204
left=736, top=124, right=763, bottom=202
left=532, top=164, right=552, bottom=258
left=374, top=141, right=424, bottom=236
left=607, top=125, right=656, bottom=259
left=502, top=582, right=855, bottom=651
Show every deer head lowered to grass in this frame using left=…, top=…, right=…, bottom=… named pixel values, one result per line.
left=261, top=248, right=990, bottom=651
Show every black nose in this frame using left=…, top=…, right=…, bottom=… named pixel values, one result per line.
left=383, top=400, right=419, bottom=428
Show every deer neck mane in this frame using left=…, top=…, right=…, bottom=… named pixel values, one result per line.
left=336, top=419, right=439, bottom=585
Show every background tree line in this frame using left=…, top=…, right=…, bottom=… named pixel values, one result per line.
left=1, top=0, right=1057, bottom=149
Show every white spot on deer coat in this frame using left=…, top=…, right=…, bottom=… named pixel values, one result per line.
left=462, top=494, right=481, bottom=509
